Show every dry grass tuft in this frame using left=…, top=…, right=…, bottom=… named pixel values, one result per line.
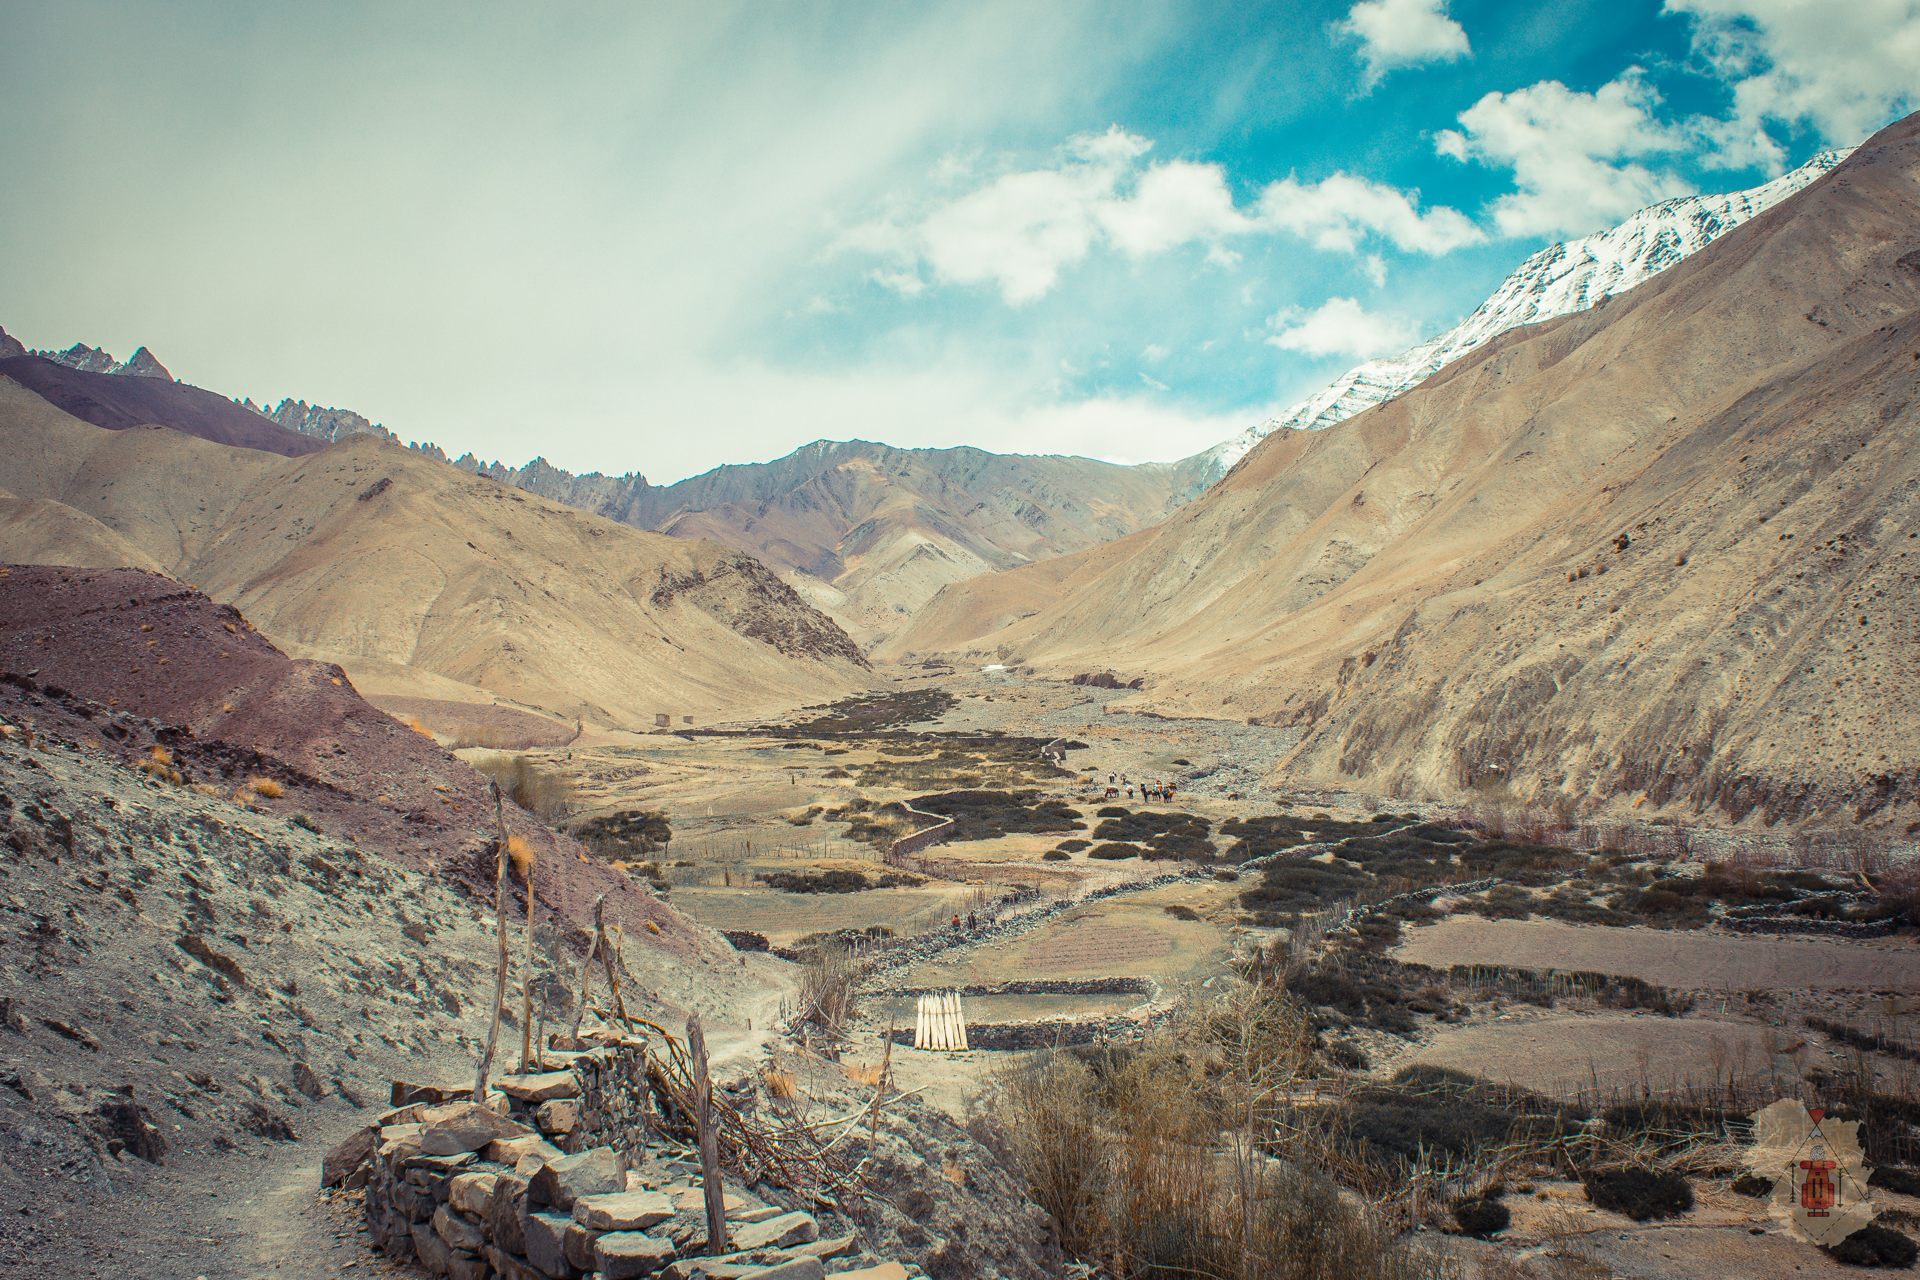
left=765, top=1066, right=799, bottom=1100
left=506, top=833, right=534, bottom=880
left=246, top=776, right=284, bottom=799
left=996, top=983, right=1449, bottom=1280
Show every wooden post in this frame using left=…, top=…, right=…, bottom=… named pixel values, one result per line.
left=687, top=1015, right=729, bottom=1256
left=569, top=893, right=606, bottom=1040
left=474, top=784, right=511, bottom=1103
left=600, top=919, right=634, bottom=1032
left=519, top=845, right=536, bottom=1072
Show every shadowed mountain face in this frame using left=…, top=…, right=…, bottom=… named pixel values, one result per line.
left=0, top=380, right=872, bottom=728
left=0, top=354, right=324, bottom=456
left=452, top=440, right=1215, bottom=647
left=897, top=113, right=1920, bottom=829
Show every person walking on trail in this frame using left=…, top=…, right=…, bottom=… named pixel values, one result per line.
left=951, top=914, right=962, bottom=931
left=967, top=912, right=978, bottom=932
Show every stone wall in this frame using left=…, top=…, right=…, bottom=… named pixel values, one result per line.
left=884, top=806, right=954, bottom=863
left=345, top=1031, right=915, bottom=1279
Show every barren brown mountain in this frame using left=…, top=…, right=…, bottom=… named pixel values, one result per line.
left=459, top=440, right=1212, bottom=647
left=896, top=113, right=1920, bottom=829
left=0, top=376, right=873, bottom=730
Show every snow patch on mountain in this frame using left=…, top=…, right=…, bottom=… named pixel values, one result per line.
left=1198, top=149, right=1851, bottom=480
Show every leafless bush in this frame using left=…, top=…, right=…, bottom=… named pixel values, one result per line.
left=472, top=753, right=575, bottom=822
left=996, top=984, right=1449, bottom=1279
left=796, top=943, right=858, bottom=1035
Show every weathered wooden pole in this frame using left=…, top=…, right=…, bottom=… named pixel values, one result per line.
left=519, top=843, right=536, bottom=1072
left=600, top=918, right=634, bottom=1032
left=686, top=1015, right=729, bottom=1255
left=569, top=894, right=607, bottom=1040
left=474, top=784, right=511, bottom=1103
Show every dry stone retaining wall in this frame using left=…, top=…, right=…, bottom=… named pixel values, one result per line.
left=348, top=1033, right=915, bottom=1279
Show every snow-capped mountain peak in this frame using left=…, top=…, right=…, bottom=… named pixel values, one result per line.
left=1198, top=149, right=1851, bottom=480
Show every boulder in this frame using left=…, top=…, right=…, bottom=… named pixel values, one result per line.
left=728, top=1212, right=818, bottom=1252
left=529, top=1146, right=627, bottom=1210
left=448, top=1170, right=499, bottom=1218
left=321, top=1126, right=376, bottom=1189
left=660, top=1261, right=788, bottom=1280
left=488, top=1132, right=565, bottom=1166
left=829, top=1265, right=907, bottom=1280
left=573, top=1190, right=675, bottom=1232
left=393, top=1078, right=469, bottom=1107
left=596, top=1229, right=678, bottom=1279
left=420, top=1100, right=533, bottom=1155
left=731, top=1205, right=783, bottom=1224
left=486, top=1172, right=531, bottom=1254
left=792, top=1235, right=857, bottom=1260
left=536, top=1097, right=582, bottom=1136
left=411, top=1220, right=454, bottom=1276
left=523, top=1210, right=579, bottom=1279
left=496, top=1071, right=581, bottom=1103
left=446, top=1250, right=491, bottom=1280
left=737, top=1260, right=824, bottom=1280
left=564, top=1220, right=602, bottom=1271
left=489, top=1243, right=551, bottom=1280
left=671, top=1186, right=750, bottom=1216
left=433, top=1203, right=486, bottom=1253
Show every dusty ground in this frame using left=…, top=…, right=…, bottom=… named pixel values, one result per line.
left=1395, top=915, right=1920, bottom=994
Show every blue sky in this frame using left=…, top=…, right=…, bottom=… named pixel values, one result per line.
left=2, top=1, right=1915, bottom=481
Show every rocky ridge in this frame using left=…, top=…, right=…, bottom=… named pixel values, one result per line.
left=1198, top=148, right=1851, bottom=478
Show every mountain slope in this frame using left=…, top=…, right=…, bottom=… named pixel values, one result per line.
left=1197, top=149, right=1850, bottom=479
left=1, top=323, right=1210, bottom=647
left=0, top=377, right=872, bottom=727
left=900, top=114, right=1920, bottom=828
left=449, top=439, right=1213, bottom=645
left=0, top=354, right=325, bottom=456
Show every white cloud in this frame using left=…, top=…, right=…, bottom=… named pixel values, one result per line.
left=869, top=268, right=926, bottom=297
left=1257, top=171, right=1483, bottom=253
left=1668, top=0, right=1920, bottom=157
left=1098, top=159, right=1249, bottom=256
left=1139, top=371, right=1170, bottom=391
left=858, top=129, right=1478, bottom=304
left=1436, top=70, right=1694, bottom=238
left=1361, top=253, right=1388, bottom=287
left=1266, top=297, right=1420, bottom=359
left=1141, top=342, right=1169, bottom=363
left=1337, top=0, right=1471, bottom=88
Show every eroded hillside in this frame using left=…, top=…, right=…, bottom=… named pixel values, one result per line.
left=897, top=113, right=1920, bottom=829
left=0, top=386, right=873, bottom=729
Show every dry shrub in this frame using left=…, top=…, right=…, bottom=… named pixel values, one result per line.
left=764, top=1065, right=798, bottom=1100
left=474, top=753, right=575, bottom=822
left=506, top=834, right=534, bottom=880
left=846, top=1060, right=887, bottom=1087
left=796, top=944, right=858, bottom=1034
left=247, top=776, right=284, bottom=799
left=997, top=985, right=1446, bottom=1280
left=403, top=715, right=435, bottom=737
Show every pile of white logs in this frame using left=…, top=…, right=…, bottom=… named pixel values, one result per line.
left=912, top=991, right=969, bottom=1051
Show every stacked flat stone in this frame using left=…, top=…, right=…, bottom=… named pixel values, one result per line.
left=344, top=1038, right=921, bottom=1279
